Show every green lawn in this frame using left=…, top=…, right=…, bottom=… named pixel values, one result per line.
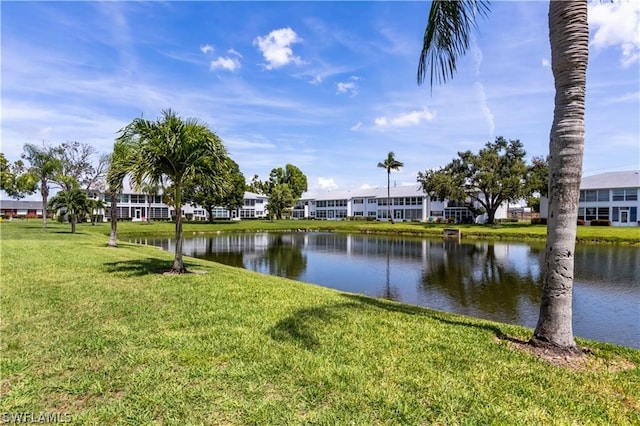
left=1, top=221, right=639, bottom=424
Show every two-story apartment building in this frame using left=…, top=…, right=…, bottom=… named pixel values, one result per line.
left=292, top=186, right=500, bottom=223
left=577, top=170, right=639, bottom=226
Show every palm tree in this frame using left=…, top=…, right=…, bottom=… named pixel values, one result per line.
left=117, top=109, right=227, bottom=273
left=377, top=152, right=404, bottom=224
left=141, top=181, right=160, bottom=223
left=87, top=198, right=106, bottom=225
left=49, top=187, right=90, bottom=234
left=418, top=0, right=588, bottom=353
left=22, top=143, right=62, bottom=228
left=106, top=140, right=136, bottom=248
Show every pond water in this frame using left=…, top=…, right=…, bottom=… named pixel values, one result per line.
left=131, top=232, right=640, bottom=348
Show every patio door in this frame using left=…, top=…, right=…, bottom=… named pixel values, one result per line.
left=619, top=208, right=629, bottom=224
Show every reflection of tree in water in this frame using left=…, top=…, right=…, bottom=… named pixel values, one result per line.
left=420, top=239, right=542, bottom=323
left=197, top=237, right=246, bottom=268
left=249, top=234, right=307, bottom=279
left=378, top=240, right=400, bottom=301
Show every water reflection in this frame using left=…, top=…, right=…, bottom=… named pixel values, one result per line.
left=132, top=232, right=640, bottom=348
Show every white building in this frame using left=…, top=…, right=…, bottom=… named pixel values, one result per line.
left=292, top=186, right=504, bottom=223
left=99, top=180, right=267, bottom=222
left=577, top=170, right=639, bottom=226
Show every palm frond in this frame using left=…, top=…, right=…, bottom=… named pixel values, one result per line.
left=417, top=0, right=490, bottom=89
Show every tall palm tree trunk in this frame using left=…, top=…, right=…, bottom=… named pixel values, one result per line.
left=172, top=186, right=186, bottom=272
left=532, top=0, right=588, bottom=351
left=387, top=171, right=392, bottom=224
left=108, top=193, right=118, bottom=247
left=41, top=180, right=48, bottom=228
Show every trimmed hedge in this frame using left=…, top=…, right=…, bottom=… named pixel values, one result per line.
left=590, top=219, right=611, bottom=226
left=531, top=217, right=547, bottom=225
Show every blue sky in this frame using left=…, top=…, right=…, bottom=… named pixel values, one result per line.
left=2, top=1, right=639, bottom=192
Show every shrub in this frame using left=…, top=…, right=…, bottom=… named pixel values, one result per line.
left=531, top=217, right=547, bottom=225
left=577, top=219, right=585, bottom=226
left=590, top=219, right=611, bottom=226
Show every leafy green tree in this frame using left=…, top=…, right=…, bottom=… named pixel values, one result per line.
left=266, top=184, right=294, bottom=220
left=418, top=137, right=528, bottom=225
left=377, top=151, right=404, bottom=223
left=21, top=143, right=63, bottom=228
left=49, top=186, right=90, bottom=234
left=266, top=164, right=308, bottom=199
left=250, top=164, right=307, bottom=219
left=418, top=0, right=588, bottom=351
left=183, top=158, right=246, bottom=223
left=0, top=153, right=37, bottom=199
left=116, top=109, right=228, bottom=273
left=525, top=156, right=549, bottom=213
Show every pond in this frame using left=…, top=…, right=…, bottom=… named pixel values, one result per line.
left=131, top=232, right=640, bottom=348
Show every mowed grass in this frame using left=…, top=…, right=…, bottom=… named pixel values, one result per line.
left=0, top=221, right=639, bottom=424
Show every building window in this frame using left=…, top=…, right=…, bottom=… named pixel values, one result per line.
left=597, top=190, right=609, bottom=202
left=353, top=211, right=363, bottom=216
left=585, top=207, right=597, bottom=221
left=612, top=188, right=637, bottom=201
left=597, top=207, right=609, bottom=220
left=367, top=198, right=376, bottom=204
left=317, top=200, right=327, bottom=208
left=353, top=199, right=364, bottom=204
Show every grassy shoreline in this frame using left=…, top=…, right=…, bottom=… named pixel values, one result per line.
left=1, top=221, right=639, bottom=424
left=105, top=218, right=640, bottom=245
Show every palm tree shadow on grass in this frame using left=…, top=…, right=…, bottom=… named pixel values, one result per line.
left=339, top=293, right=516, bottom=343
left=268, top=302, right=364, bottom=350
left=102, top=257, right=201, bottom=277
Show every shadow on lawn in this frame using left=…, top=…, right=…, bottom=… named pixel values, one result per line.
left=102, top=257, right=198, bottom=277
left=268, top=302, right=363, bottom=350
left=268, top=293, right=515, bottom=350
left=340, top=293, right=516, bottom=341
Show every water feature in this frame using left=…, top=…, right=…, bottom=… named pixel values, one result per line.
left=132, top=232, right=640, bottom=348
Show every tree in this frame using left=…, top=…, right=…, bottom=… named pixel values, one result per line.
left=266, top=183, right=294, bottom=220
left=140, top=181, right=160, bottom=223
left=377, top=151, right=404, bottom=224
left=21, top=143, right=63, bottom=228
left=49, top=186, right=90, bottom=234
left=418, top=137, right=528, bottom=224
left=250, top=164, right=308, bottom=219
left=52, top=141, right=109, bottom=193
left=87, top=198, right=106, bottom=226
left=106, top=139, right=136, bottom=247
left=116, top=109, right=228, bottom=273
left=0, top=153, right=37, bottom=199
left=524, top=156, right=549, bottom=213
left=418, top=0, right=588, bottom=352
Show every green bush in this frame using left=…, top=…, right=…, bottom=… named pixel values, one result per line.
left=577, top=219, right=585, bottom=226
left=531, top=217, right=547, bottom=225
left=590, top=219, right=611, bottom=226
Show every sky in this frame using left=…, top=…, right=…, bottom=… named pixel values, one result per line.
left=2, top=1, right=639, bottom=194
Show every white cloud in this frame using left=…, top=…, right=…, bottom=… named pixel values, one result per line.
left=336, top=76, right=359, bottom=96
left=473, top=82, right=495, bottom=137
left=589, top=1, right=640, bottom=66
left=374, top=107, right=436, bottom=128
left=317, top=177, right=338, bottom=190
left=254, top=27, right=303, bottom=70
left=359, top=183, right=373, bottom=189
left=210, top=56, right=241, bottom=72
left=200, top=44, right=214, bottom=54
left=228, top=48, right=242, bottom=58
left=350, top=122, right=362, bottom=131
left=541, top=58, right=550, bottom=68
